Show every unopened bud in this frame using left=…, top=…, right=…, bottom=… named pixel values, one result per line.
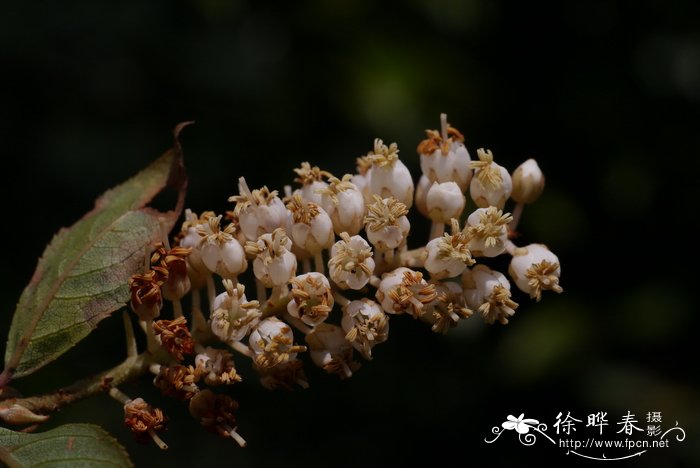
left=511, top=159, right=544, bottom=204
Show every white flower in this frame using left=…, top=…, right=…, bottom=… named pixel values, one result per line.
left=417, top=115, right=472, bottom=190
left=179, top=209, right=215, bottom=289
left=245, top=228, right=297, bottom=287
left=462, top=265, right=518, bottom=325
left=194, top=347, right=241, bottom=386
left=286, top=195, right=334, bottom=255
left=292, top=162, right=330, bottom=205
left=426, top=181, right=466, bottom=224
left=364, top=195, right=410, bottom=252
left=249, top=317, right=307, bottom=369
left=318, top=174, right=366, bottom=236
left=305, top=323, right=359, bottom=379
left=287, top=272, right=334, bottom=326
left=469, top=149, right=512, bottom=209
left=424, top=219, right=475, bottom=279
left=511, top=159, right=545, bottom=204
left=465, top=207, right=513, bottom=257
left=375, top=267, right=437, bottom=317
left=197, top=215, right=248, bottom=280
left=367, top=138, right=414, bottom=208
left=328, top=233, right=375, bottom=290
left=341, top=299, right=388, bottom=359
left=420, top=281, right=472, bottom=334
left=210, top=280, right=261, bottom=343
left=229, top=177, right=288, bottom=241
left=414, top=174, right=431, bottom=219
left=508, top=243, right=562, bottom=301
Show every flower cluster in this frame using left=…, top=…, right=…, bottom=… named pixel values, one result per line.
left=123, top=113, right=561, bottom=448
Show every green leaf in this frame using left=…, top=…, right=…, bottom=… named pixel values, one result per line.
left=0, top=423, right=133, bottom=467
left=1, top=124, right=189, bottom=382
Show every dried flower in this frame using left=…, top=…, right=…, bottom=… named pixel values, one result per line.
left=153, top=364, right=200, bottom=400
left=420, top=282, right=472, bottom=334
left=189, top=390, right=247, bottom=447
left=195, top=347, right=242, bottom=386
left=124, top=398, right=168, bottom=448
left=129, top=270, right=164, bottom=321
left=153, top=316, right=195, bottom=361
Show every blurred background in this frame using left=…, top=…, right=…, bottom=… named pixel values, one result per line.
left=1, top=0, right=698, bottom=466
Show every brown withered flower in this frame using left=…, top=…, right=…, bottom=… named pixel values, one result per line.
left=128, top=270, right=164, bottom=321
left=189, top=389, right=247, bottom=447
left=153, top=316, right=196, bottom=361
left=151, top=244, right=192, bottom=301
left=124, top=398, right=168, bottom=449
left=153, top=364, right=200, bottom=400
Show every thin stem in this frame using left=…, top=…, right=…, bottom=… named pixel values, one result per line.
left=172, top=299, right=183, bottom=319
left=230, top=341, right=253, bottom=358
left=145, top=320, right=160, bottom=353
left=369, top=275, right=381, bottom=288
left=122, top=311, right=137, bottom=358
left=440, top=112, right=448, bottom=142
left=190, top=289, right=208, bottom=338
left=504, top=239, right=518, bottom=256
left=283, top=312, right=312, bottom=335
left=108, top=387, right=131, bottom=405
left=222, top=423, right=247, bottom=447
left=159, top=218, right=172, bottom=250
left=429, top=221, right=445, bottom=240
left=302, top=258, right=311, bottom=274
left=256, top=279, right=267, bottom=304
left=206, top=275, right=216, bottom=316
left=314, top=251, right=325, bottom=274
left=509, top=201, right=525, bottom=234
left=332, top=290, right=350, bottom=308
left=149, top=429, right=169, bottom=450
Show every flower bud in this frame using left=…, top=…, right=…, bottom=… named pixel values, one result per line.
left=229, top=178, right=288, bottom=241
left=426, top=181, right=466, bottom=224
left=245, top=229, right=297, bottom=287
left=286, top=195, right=334, bottom=255
left=367, top=139, right=414, bottom=208
left=465, top=207, right=513, bottom=257
left=511, top=158, right=545, bottom=204
left=364, top=196, right=410, bottom=252
left=318, top=175, right=366, bottom=236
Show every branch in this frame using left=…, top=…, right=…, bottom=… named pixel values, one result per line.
left=0, top=352, right=155, bottom=425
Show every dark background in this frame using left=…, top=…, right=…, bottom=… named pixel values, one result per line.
left=1, top=1, right=698, bottom=466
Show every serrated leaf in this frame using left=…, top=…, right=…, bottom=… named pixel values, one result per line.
left=0, top=423, right=133, bottom=467
left=1, top=124, right=189, bottom=382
